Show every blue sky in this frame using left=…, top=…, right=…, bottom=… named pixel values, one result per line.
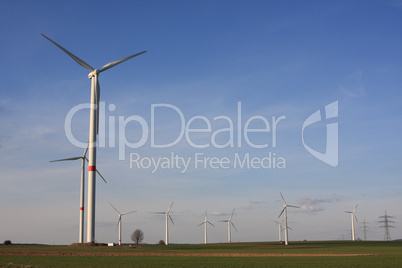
left=1, top=0, right=401, bottom=245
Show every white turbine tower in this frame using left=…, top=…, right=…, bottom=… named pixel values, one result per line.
left=272, top=219, right=284, bottom=243
left=42, top=34, right=146, bottom=242
left=109, top=203, right=136, bottom=245
left=278, top=192, right=299, bottom=246
left=198, top=211, right=214, bottom=244
left=220, top=209, right=237, bottom=243
left=345, top=204, right=358, bottom=241
left=50, top=144, right=107, bottom=243
left=155, top=202, right=174, bottom=245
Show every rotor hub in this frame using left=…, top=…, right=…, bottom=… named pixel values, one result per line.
left=88, top=69, right=99, bottom=79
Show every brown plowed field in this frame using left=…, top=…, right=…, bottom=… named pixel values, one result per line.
left=0, top=251, right=376, bottom=257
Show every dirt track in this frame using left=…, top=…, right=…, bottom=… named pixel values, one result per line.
left=0, top=251, right=376, bottom=257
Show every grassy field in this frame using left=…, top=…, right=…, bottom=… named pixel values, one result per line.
left=1, top=240, right=401, bottom=267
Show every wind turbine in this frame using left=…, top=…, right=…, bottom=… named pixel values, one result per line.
left=345, top=204, right=358, bottom=241
left=50, top=143, right=107, bottom=243
left=278, top=192, right=299, bottom=246
left=155, top=202, right=174, bottom=245
left=109, top=203, right=136, bottom=245
left=220, top=209, right=237, bottom=243
left=42, top=34, right=146, bottom=242
left=198, top=211, right=214, bottom=244
left=272, top=219, right=284, bottom=243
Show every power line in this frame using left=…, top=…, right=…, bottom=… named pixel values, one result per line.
left=362, top=219, right=368, bottom=241
left=378, top=210, right=395, bottom=241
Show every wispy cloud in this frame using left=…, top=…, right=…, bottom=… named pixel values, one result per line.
left=297, top=194, right=346, bottom=214
left=211, top=211, right=228, bottom=216
left=298, top=197, right=332, bottom=205
left=331, top=193, right=346, bottom=202
left=300, top=205, right=325, bottom=213
left=241, top=200, right=268, bottom=210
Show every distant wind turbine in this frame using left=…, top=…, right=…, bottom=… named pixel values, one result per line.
left=49, top=143, right=106, bottom=243
left=42, top=34, right=146, bottom=242
left=198, top=211, right=214, bottom=244
left=345, top=204, right=358, bottom=241
left=155, top=202, right=174, bottom=245
left=220, top=209, right=237, bottom=243
left=109, top=203, right=136, bottom=245
left=272, top=219, right=284, bottom=243
left=278, top=192, right=299, bottom=246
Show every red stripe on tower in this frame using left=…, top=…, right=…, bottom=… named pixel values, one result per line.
left=80, top=207, right=84, bottom=210
left=88, top=166, right=96, bottom=171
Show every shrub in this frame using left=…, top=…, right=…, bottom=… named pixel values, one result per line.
left=158, top=240, right=165, bottom=245
left=4, top=240, right=12, bottom=245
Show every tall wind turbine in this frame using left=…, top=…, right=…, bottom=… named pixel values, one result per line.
left=345, top=204, right=358, bottom=241
left=50, top=143, right=107, bottom=243
left=198, top=211, right=214, bottom=244
left=220, top=209, right=237, bottom=243
left=42, top=34, right=146, bottom=242
left=278, top=192, right=299, bottom=246
left=272, top=219, right=284, bottom=243
left=109, top=203, right=136, bottom=245
left=155, top=202, right=174, bottom=245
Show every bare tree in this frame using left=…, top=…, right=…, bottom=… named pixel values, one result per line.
left=131, top=229, right=144, bottom=248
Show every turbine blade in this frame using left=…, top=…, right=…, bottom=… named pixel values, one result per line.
left=154, top=212, right=166, bottom=214
left=85, top=158, right=107, bottom=183
left=122, top=210, right=137, bottom=215
left=167, top=201, right=174, bottom=213
left=109, top=203, right=120, bottom=214
left=98, top=51, right=147, bottom=73
left=95, top=168, right=107, bottom=183
left=278, top=207, right=286, bottom=218
left=49, top=156, right=82, bottom=162
left=198, top=222, right=204, bottom=226
left=207, top=221, right=215, bottom=227
left=288, top=227, right=293, bottom=231
left=272, top=220, right=280, bottom=224
left=229, top=208, right=235, bottom=220
left=41, top=34, right=94, bottom=71
left=231, top=222, right=238, bottom=232
left=287, top=205, right=300, bottom=208
left=354, top=204, right=358, bottom=212
left=169, top=214, right=174, bottom=225
left=280, top=192, right=287, bottom=205
left=82, top=142, right=89, bottom=158
left=115, top=219, right=120, bottom=232
left=355, top=215, right=358, bottom=223
left=345, top=211, right=352, bottom=213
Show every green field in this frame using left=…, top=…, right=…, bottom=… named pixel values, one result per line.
left=1, top=241, right=401, bottom=267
